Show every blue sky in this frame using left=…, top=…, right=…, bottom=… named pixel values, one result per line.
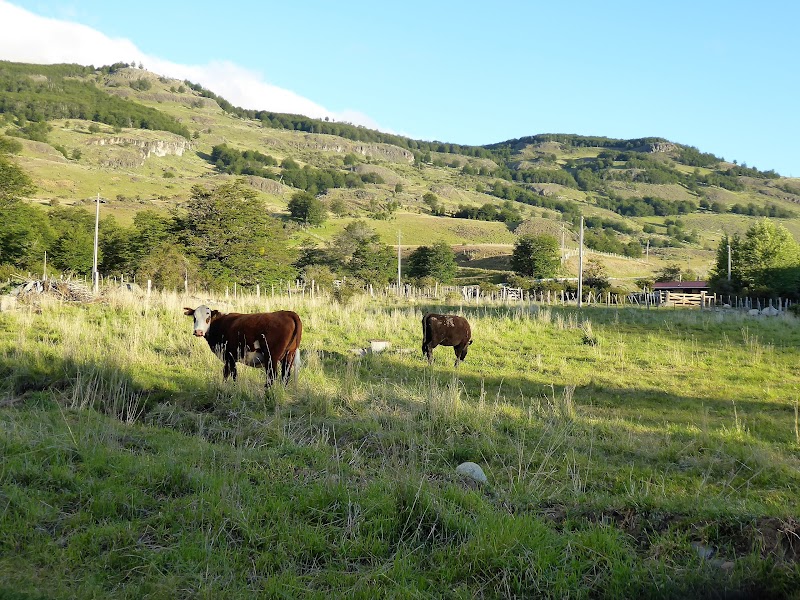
left=1, top=0, right=798, bottom=176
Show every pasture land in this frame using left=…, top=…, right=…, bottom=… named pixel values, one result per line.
left=1, top=290, right=800, bottom=598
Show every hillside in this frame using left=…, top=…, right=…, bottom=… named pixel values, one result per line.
left=2, top=60, right=800, bottom=283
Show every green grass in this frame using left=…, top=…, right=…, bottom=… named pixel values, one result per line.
left=1, top=289, right=799, bottom=598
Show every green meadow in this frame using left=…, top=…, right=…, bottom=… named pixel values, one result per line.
left=1, top=289, right=800, bottom=598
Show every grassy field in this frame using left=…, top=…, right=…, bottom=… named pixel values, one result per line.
left=1, top=288, right=799, bottom=598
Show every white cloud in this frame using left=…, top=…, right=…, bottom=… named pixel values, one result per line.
left=0, top=0, right=378, bottom=127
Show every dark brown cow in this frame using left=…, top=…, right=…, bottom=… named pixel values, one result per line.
left=422, top=313, right=472, bottom=366
left=184, top=305, right=302, bottom=387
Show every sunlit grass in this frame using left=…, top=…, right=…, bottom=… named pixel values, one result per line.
left=1, top=288, right=799, bottom=597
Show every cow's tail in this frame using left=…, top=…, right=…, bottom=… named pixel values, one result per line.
left=293, top=348, right=302, bottom=371
left=422, top=313, right=431, bottom=340
left=289, top=312, right=303, bottom=379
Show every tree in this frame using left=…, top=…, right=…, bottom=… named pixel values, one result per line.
left=129, top=209, right=174, bottom=259
left=329, top=220, right=382, bottom=264
left=406, top=241, right=457, bottom=283
left=98, top=216, right=133, bottom=276
left=48, top=206, right=96, bottom=275
left=175, top=180, right=297, bottom=287
left=329, top=197, right=347, bottom=217
left=511, top=234, right=560, bottom=278
left=137, top=242, right=204, bottom=290
left=422, top=192, right=443, bottom=215
left=327, top=220, right=394, bottom=286
left=349, top=242, right=395, bottom=286
left=0, top=136, right=23, bottom=154
left=287, top=191, right=327, bottom=226
left=51, top=228, right=95, bottom=275
left=654, top=263, right=684, bottom=282
left=0, top=155, right=35, bottom=204
left=583, top=258, right=610, bottom=291
left=0, top=202, right=53, bottom=270
left=710, top=219, right=800, bottom=296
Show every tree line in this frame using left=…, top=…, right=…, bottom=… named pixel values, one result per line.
left=709, top=219, right=800, bottom=299
left=210, top=144, right=383, bottom=194
left=182, top=80, right=496, bottom=160
left=1, top=176, right=296, bottom=290
left=0, top=61, right=191, bottom=140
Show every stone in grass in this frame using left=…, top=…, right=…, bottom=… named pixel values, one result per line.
left=691, top=541, right=716, bottom=560
left=456, top=462, right=488, bottom=485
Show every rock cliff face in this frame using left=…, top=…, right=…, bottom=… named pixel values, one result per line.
left=647, top=142, right=678, bottom=154
left=246, top=175, right=289, bottom=196
left=284, top=134, right=414, bottom=163
left=89, top=137, right=192, bottom=167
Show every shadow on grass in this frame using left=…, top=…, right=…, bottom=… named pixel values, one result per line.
left=0, top=348, right=241, bottom=417
left=334, top=348, right=798, bottom=442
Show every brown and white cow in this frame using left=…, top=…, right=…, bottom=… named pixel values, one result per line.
left=184, top=305, right=302, bottom=387
left=421, top=313, right=472, bottom=366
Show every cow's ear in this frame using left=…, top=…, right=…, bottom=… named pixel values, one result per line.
left=183, top=307, right=195, bottom=316
left=210, top=310, right=220, bottom=318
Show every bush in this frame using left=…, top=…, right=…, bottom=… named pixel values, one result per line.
left=332, top=280, right=360, bottom=305
left=302, top=264, right=337, bottom=291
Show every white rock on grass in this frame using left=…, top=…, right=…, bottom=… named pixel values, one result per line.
left=0, top=295, right=16, bottom=311
left=456, top=462, right=488, bottom=485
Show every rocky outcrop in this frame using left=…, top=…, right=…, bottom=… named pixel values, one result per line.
left=284, top=134, right=414, bottom=163
left=89, top=137, right=192, bottom=166
left=646, top=142, right=678, bottom=154
left=246, top=175, right=289, bottom=196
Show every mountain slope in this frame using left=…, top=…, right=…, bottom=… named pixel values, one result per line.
left=2, top=61, right=800, bottom=281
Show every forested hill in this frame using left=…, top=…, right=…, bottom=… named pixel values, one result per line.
left=2, top=59, right=800, bottom=290
left=0, top=61, right=191, bottom=139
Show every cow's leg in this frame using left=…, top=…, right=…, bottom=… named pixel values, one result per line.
left=281, top=350, right=296, bottom=385
left=423, top=342, right=435, bottom=364
left=223, top=353, right=238, bottom=380
left=266, top=357, right=281, bottom=387
left=259, top=342, right=277, bottom=388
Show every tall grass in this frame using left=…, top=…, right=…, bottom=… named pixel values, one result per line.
left=2, top=288, right=800, bottom=598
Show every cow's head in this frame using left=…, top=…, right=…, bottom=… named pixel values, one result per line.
left=183, top=305, right=219, bottom=337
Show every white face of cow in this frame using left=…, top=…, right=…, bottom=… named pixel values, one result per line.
left=184, top=305, right=213, bottom=337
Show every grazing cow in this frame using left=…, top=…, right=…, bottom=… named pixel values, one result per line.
left=184, top=305, right=302, bottom=387
left=422, top=313, right=473, bottom=366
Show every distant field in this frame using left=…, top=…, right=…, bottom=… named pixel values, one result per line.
left=1, top=289, right=799, bottom=598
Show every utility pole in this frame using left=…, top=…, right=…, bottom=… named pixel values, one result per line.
left=92, top=192, right=100, bottom=294
left=727, top=242, right=732, bottom=281
left=397, top=230, right=402, bottom=292
left=577, top=216, right=584, bottom=308
left=646, top=239, right=650, bottom=261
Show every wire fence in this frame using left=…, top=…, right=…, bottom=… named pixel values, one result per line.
left=3, top=273, right=794, bottom=315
